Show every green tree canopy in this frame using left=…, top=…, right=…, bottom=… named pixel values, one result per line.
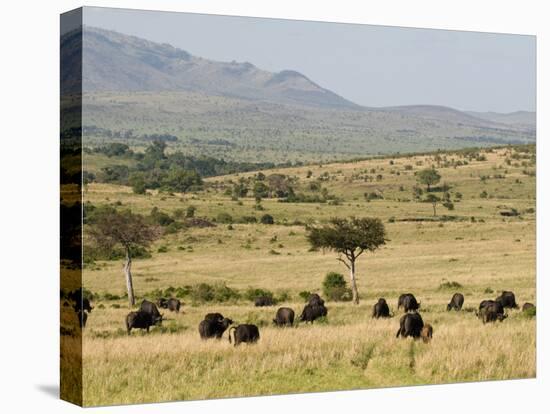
left=306, top=217, right=386, bottom=304
left=417, top=168, right=441, bottom=191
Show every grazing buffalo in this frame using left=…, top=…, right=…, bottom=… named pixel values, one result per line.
left=396, top=312, right=424, bottom=339
left=198, top=317, right=233, bottom=339
left=204, top=312, right=225, bottom=322
left=522, top=302, right=535, bottom=312
left=126, top=311, right=158, bottom=334
left=273, top=307, right=295, bottom=327
left=157, top=298, right=168, bottom=309
left=73, top=297, right=93, bottom=313
left=307, top=293, right=325, bottom=307
left=446, top=293, right=464, bottom=311
left=300, top=304, right=327, bottom=323
left=478, top=302, right=507, bottom=323
left=139, top=300, right=163, bottom=324
left=166, top=298, right=182, bottom=313
left=228, top=324, right=260, bottom=346
left=421, top=324, right=433, bottom=343
left=77, top=310, right=88, bottom=329
left=398, top=293, right=420, bottom=312
left=254, top=296, right=275, bottom=307
left=495, top=291, right=519, bottom=309
left=372, top=298, right=391, bottom=318
left=479, top=300, right=504, bottom=314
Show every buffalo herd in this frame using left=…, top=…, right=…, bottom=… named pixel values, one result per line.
left=64, top=287, right=534, bottom=349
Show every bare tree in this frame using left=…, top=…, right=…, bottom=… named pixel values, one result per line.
left=88, top=208, right=160, bottom=306
left=306, top=217, right=386, bottom=304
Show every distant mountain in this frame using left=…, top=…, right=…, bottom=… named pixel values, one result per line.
left=381, top=105, right=505, bottom=129
left=61, top=27, right=535, bottom=162
left=62, top=26, right=358, bottom=109
left=465, top=111, right=535, bottom=131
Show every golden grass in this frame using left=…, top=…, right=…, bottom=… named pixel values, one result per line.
left=72, top=146, right=536, bottom=406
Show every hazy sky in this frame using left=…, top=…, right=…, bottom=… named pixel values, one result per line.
left=78, top=7, right=535, bottom=113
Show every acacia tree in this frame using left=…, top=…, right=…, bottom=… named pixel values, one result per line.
left=306, top=217, right=386, bottom=304
left=425, top=194, right=440, bottom=216
left=88, top=209, right=160, bottom=306
left=417, top=168, right=441, bottom=192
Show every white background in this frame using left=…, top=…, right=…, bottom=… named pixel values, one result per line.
left=0, top=1, right=546, bottom=413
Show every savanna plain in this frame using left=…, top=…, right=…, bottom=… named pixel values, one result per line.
left=62, top=145, right=535, bottom=406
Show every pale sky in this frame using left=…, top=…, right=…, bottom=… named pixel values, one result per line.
left=68, top=6, right=536, bottom=113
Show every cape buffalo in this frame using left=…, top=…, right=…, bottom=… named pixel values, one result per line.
left=396, top=312, right=424, bottom=339
left=478, top=302, right=507, bottom=323
left=198, top=317, right=233, bottom=339
left=372, top=298, right=391, bottom=318
left=77, top=310, right=88, bottom=329
left=139, top=299, right=163, bottom=324
left=398, top=293, right=420, bottom=312
left=157, top=298, right=168, bottom=309
left=126, top=311, right=158, bottom=334
left=167, top=298, right=182, bottom=313
left=228, top=324, right=260, bottom=346
left=446, top=293, right=464, bottom=311
left=478, top=300, right=504, bottom=314
left=307, top=293, right=325, bottom=307
left=522, top=302, right=535, bottom=312
left=73, top=297, right=93, bottom=314
left=204, top=312, right=224, bottom=322
left=421, top=324, right=433, bottom=343
left=273, top=307, right=295, bottom=326
left=495, top=291, right=518, bottom=309
left=254, top=296, right=274, bottom=307
left=300, top=304, right=327, bottom=323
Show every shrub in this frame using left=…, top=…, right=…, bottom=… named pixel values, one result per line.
left=299, top=291, right=312, bottom=302
left=260, top=214, right=274, bottom=225
left=216, top=212, right=233, bottom=224
left=244, top=287, right=274, bottom=302
left=438, top=280, right=463, bottom=290
left=186, top=206, right=196, bottom=218
left=523, top=306, right=536, bottom=318
left=484, top=287, right=494, bottom=294
left=323, top=272, right=352, bottom=301
left=157, top=245, right=168, bottom=253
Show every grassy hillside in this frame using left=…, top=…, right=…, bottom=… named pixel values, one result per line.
left=64, top=145, right=536, bottom=406
left=79, top=91, right=535, bottom=164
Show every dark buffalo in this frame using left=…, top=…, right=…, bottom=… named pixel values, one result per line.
left=67, top=288, right=82, bottom=303
left=157, top=298, right=169, bottom=309
left=372, top=298, right=391, bottom=318
left=300, top=304, right=327, bottom=323
left=446, top=293, right=464, bottom=311
left=228, top=324, right=260, bottom=346
left=479, top=300, right=504, bottom=314
left=396, top=312, right=424, bottom=339
left=478, top=302, right=507, bottom=323
left=204, top=312, right=225, bottom=322
left=273, top=307, right=295, bottom=327
left=522, top=302, right=535, bottom=312
left=307, top=293, right=325, bottom=307
left=398, top=293, right=420, bottom=312
left=495, top=291, right=518, bottom=309
left=126, top=311, right=157, bottom=334
left=198, top=317, right=233, bottom=339
left=166, top=298, right=182, bottom=313
left=139, top=299, right=163, bottom=324
left=73, top=297, right=93, bottom=313
left=77, top=310, right=88, bottom=329
left=254, top=296, right=275, bottom=307
left=420, top=324, right=433, bottom=343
